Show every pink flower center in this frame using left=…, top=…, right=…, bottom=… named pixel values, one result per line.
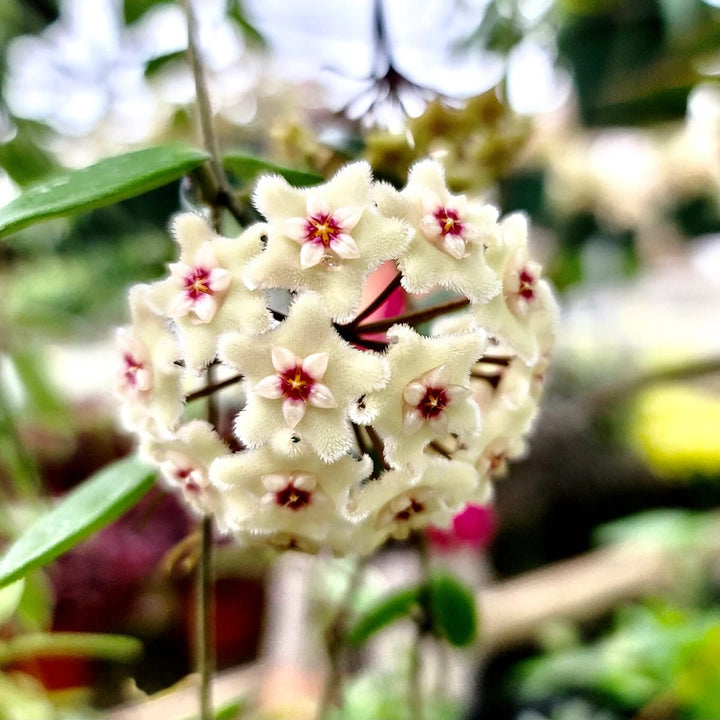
left=417, top=387, right=449, bottom=420
left=122, top=353, right=145, bottom=389
left=305, top=213, right=342, bottom=248
left=434, top=207, right=464, bottom=237
left=276, top=482, right=312, bottom=510
left=183, top=266, right=214, bottom=299
left=518, top=268, right=536, bottom=300
left=395, top=498, right=425, bottom=521
left=279, top=364, right=315, bottom=404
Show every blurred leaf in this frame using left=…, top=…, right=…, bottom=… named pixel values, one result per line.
left=0, top=457, right=156, bottom=588
left=223, top=153, right=324, bottom=188
left=0, top=379, right=42, bottom=496
left=0, top=672, right=54, bottom=720
left=0, top=144, right=209, bottom=237
left=15, top=571, right=53, bottom=633
left=0, top=632, right=143, bottom=664
left=123, top=0, right=171, bottom=24
left=144, top=49, right=186, bottom=77
left=346, top=586, right=420, bottom=646
left=0, top=580, right=25, bottom=625
left=593, top=509, right=717, bottom=549
left=0, top=120, right=59, bottom=187
left=8, top=349, right=66, bottom=427
left=674, top=622, right=720, bottom=720
left=428, top=572, right=478, bottom=647
left=228, top=0, right=267, bottom=48
left=515, top=601, right=720, bottom=716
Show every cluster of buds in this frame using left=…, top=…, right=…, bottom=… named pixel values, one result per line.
left=115, top=159, right=558, bottom=556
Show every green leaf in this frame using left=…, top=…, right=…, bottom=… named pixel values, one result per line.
left=346, top=586, right=421, bottom=646
left=223, top=153, right=324, bottom=188
left=0, top=632, right=143, bottom=664
left=144, top=49, right=186, bottom=77
left=0, top=457, right=156, bottom=589
left=228, top=0, right=267, bottom=49
left=123, top=0, right=171, bottom=24
left=428, top=572, right=478, bottom=648
left=0, top=144, right=209, bottom=238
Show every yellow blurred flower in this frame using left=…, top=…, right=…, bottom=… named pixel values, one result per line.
left=628, top=383, right=720, bottom=479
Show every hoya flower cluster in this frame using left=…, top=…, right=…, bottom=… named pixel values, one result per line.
left=115, top=159, right=558, bottom=556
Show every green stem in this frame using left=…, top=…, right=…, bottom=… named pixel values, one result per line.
left=182, top=0, right=244, bottom=225
left=316, top=556, right=368, bottom=720
left=409, top=532, right=431, bottom=720
left=197, top=513, right=215, bottom=720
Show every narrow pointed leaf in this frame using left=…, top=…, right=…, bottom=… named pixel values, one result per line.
left=223, top=153, right=324, bottom=188
left=345, top=586, right=421, bottom=646
left=0, top=632, right=143, bottom=664
left=428, top=572, right=478, bottom=648
left=0, top=144, right=209, bottom=238
left=0, top=457, right=156, bottom=588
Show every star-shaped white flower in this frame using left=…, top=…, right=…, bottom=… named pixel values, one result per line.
left=244, top=162, right=412, bottom=322
left=372, top=159, right=501, bottom=302
left=147, top=213, right=271, bottom=371
left=219, top=293, right=390, bottom=462
left=350, top=458, right=478, bottom=541
left=364, top=325, right=485, bottom=468
left=114, top=284, right=183, bottom=437
left=210, top=445, right=372, bottom=553
left=253, top=347, right=338, bottom=429
left=473, top=213, right=559, bottom=363
left=141, top=420, right=230, bottom=520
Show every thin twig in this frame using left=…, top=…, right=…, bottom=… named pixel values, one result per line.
left=197, top=514, right=215, bottom=720
left=409, top=531, right=431, bottom=720
left=355, top=297, right=470, bottom=335
left=182, top=0, right=244, bottom=225
left=366, top=425, right=391, bottom=475
left=583, top=355, right=720, bottom=413
left=185, top=373, right=244, bottom=403
left=428, top=440, right=452, bottom=459
left=475, top=355, right=512, bottom=367
left=345, top=272, right=403, bottom=328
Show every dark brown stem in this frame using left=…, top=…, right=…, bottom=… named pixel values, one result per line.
left=351, top=422, right=370, bottom=458
left=476, top=355, right=512, bottom=367
left=185, top=373, right=244, bottom=403
left=366, top=425, right=391, bottom=475
left=345, top=272, right=403, bottom=328
left=355, top=297, right=470, bottom=335
left=428, top=441, right=452, bottom=459
left=350, top=337, right=389, bottom=352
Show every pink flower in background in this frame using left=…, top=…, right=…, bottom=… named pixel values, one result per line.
left=428, top=503, right=497, bottom=552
